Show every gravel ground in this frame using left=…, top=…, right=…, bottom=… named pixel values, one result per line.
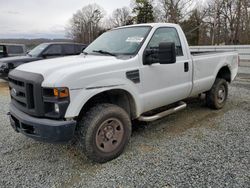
left=0, top=74, right=249, bottom=188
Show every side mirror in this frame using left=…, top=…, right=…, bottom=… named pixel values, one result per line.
left=144, top=48, right=158, bottom=65
left=158, top=42, right=176, bottom=64
left=143, top=42, right=176, bottom=65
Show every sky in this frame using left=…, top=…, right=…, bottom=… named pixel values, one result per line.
left=0, top=0, right=131, bottom=39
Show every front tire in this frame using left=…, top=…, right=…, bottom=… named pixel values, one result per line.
left=206, top=78, right=228, bottom=109
left=77, top=104, right=132, bottom=163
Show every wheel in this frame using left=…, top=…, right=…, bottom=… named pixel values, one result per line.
left=206, top=78, right=228, bottom=109
left=77, top=103, right=132, bottom=163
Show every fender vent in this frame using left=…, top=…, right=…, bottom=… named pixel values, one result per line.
left=126, top=70, right=140, bottom=83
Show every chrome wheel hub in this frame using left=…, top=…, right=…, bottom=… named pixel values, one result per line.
left=217, top=85, right=226, bottom=104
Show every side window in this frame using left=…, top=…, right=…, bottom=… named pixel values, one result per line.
left=0, top=46, right=3, bottom=53
left=75, top=45, right=85, bottom=54
left=44, top=45, right=62, bottom=55
left=0, top=46, right=4, bottom=57
left=7, top=46, right=24, bottom=54
left=63, top=44, right=75, bottom=55
left=147, top=27, right=183, bottom=56
left=80, top=45, right=87, bottom=51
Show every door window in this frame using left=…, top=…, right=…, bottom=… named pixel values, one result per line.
left=62, top=44, right=75, bottom=55
left=44, top=45, right=62, bottom=55
left=147, top=27, right=183, bottom=56
left=0, top=46, right=3, bottom=53
left=7, top=46, right=24, bottom=54
left=75, top=45, right=86, bottom=54
left=0, top=46, right=4, bottom=57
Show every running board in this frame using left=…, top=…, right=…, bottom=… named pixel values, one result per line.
left=138, top=101, right=187, bottom=122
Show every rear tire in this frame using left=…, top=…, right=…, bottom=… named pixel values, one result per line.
left=206, top=78, right=228, bottom=109
left=77, top=103, right=131, bottom=163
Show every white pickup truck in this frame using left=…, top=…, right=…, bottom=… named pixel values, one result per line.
left=8, top=23, right=238, bottom=163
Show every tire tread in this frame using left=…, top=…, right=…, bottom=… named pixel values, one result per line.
left=77, top=103, right=131, bottom=163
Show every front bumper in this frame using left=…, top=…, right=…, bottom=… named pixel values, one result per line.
left=9, top=103, right=76, bottom=143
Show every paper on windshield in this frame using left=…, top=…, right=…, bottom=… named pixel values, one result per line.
left=126, top=37, right=144, bottom=43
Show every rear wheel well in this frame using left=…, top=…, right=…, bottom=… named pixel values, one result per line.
left=77, top=89, right=137, bottom=122
left=216, top=66, right=231, bottom=83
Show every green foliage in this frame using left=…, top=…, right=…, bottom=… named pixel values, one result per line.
left=133, top=0, right=155, bottom=24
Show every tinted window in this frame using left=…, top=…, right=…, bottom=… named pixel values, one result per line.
left=0, top=46, right=4, bottom=57
left=75, top=45, right=86, bottom=54
left=147, top=27, right=183, bottom=56
left=62, top=44, right=75, bottom=55
left=0, top=46, right=3, bottom=53
left=44, top=45, right=62, bottom=55
left=7, top=46, right=24, bottom=54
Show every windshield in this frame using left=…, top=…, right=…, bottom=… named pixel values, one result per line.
left=84, top=26, right=151, bottom=56
left=28, top=43, right=48, bottom=57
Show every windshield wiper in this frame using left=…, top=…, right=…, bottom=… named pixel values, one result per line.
left=93, top=50, right=116, bottom=57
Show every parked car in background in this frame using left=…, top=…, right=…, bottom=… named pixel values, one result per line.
left=0, top=43, right=26, bottom=58
left=0, top=42, right=87, bottom=78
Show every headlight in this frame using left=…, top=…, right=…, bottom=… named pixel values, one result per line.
left=43, top=87, right=70, bottom=119
left=43, top=87, right=70, bottom=99
left=53, top=88, right=69, bottom=98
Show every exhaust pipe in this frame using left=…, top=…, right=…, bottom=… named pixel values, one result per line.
left=138, top=101, right=187, bottom=122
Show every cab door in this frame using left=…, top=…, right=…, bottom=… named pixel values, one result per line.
left=140, top=27, right=192, bottom=112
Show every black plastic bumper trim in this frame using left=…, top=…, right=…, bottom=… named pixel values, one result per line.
left=9, top=103, right=76, bottom=143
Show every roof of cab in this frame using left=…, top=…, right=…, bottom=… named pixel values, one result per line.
left=114, top=23, right=179, bottom=30
left=41, top=42, right=86, bottom=46
left=0, top=43, right=25, bottom=47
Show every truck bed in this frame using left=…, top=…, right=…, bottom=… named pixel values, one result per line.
left=190, top=50, right=238, bottom=97
left=190, top=50, right=235, bottom=56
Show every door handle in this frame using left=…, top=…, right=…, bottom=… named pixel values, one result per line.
left=184, top=62, right=189, bottom=72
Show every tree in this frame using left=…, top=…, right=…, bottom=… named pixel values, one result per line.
left=181, top=8, right=208, bottom=45
left=66, top=4, right=105, bottom=43
left=133, top=0, right=155, bottom=24
left=159, top=0, right=193, bottom=24
left=242, top=0, right=250, bottom=44
left=65, top=0, right=250, bottom=45
left=203, top=0, right=224, bottom=45
left=203, top=0, right=250, bottom=45
left=111, top=7, right=133, bottom=27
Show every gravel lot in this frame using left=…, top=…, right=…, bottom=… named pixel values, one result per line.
left=0, top=72, right=249, bottom=187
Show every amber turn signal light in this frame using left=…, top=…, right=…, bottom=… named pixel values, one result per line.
left=53, top=88, right=69, bottom=98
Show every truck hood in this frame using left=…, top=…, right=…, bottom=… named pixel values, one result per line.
left=16, top=55, right=129, bottom=84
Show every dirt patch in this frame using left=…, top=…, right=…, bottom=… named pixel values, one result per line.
left=133, top=96, right=248, bottom=141
left=0, top=82, right=9, bottom=96
left=138, top=144, right=157, bottom=153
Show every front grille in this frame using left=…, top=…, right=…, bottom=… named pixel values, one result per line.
left=8, top=70, right=44, bottom=117
left=9, top=77, right=34, bottom=109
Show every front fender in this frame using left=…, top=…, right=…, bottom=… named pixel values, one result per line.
left=64, top=79, right=142, bottom=119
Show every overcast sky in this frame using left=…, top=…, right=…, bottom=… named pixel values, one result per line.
left=0, top=0, right=131, bottom=39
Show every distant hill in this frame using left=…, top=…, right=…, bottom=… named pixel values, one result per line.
left=0, top=38, right=73, bottom=50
